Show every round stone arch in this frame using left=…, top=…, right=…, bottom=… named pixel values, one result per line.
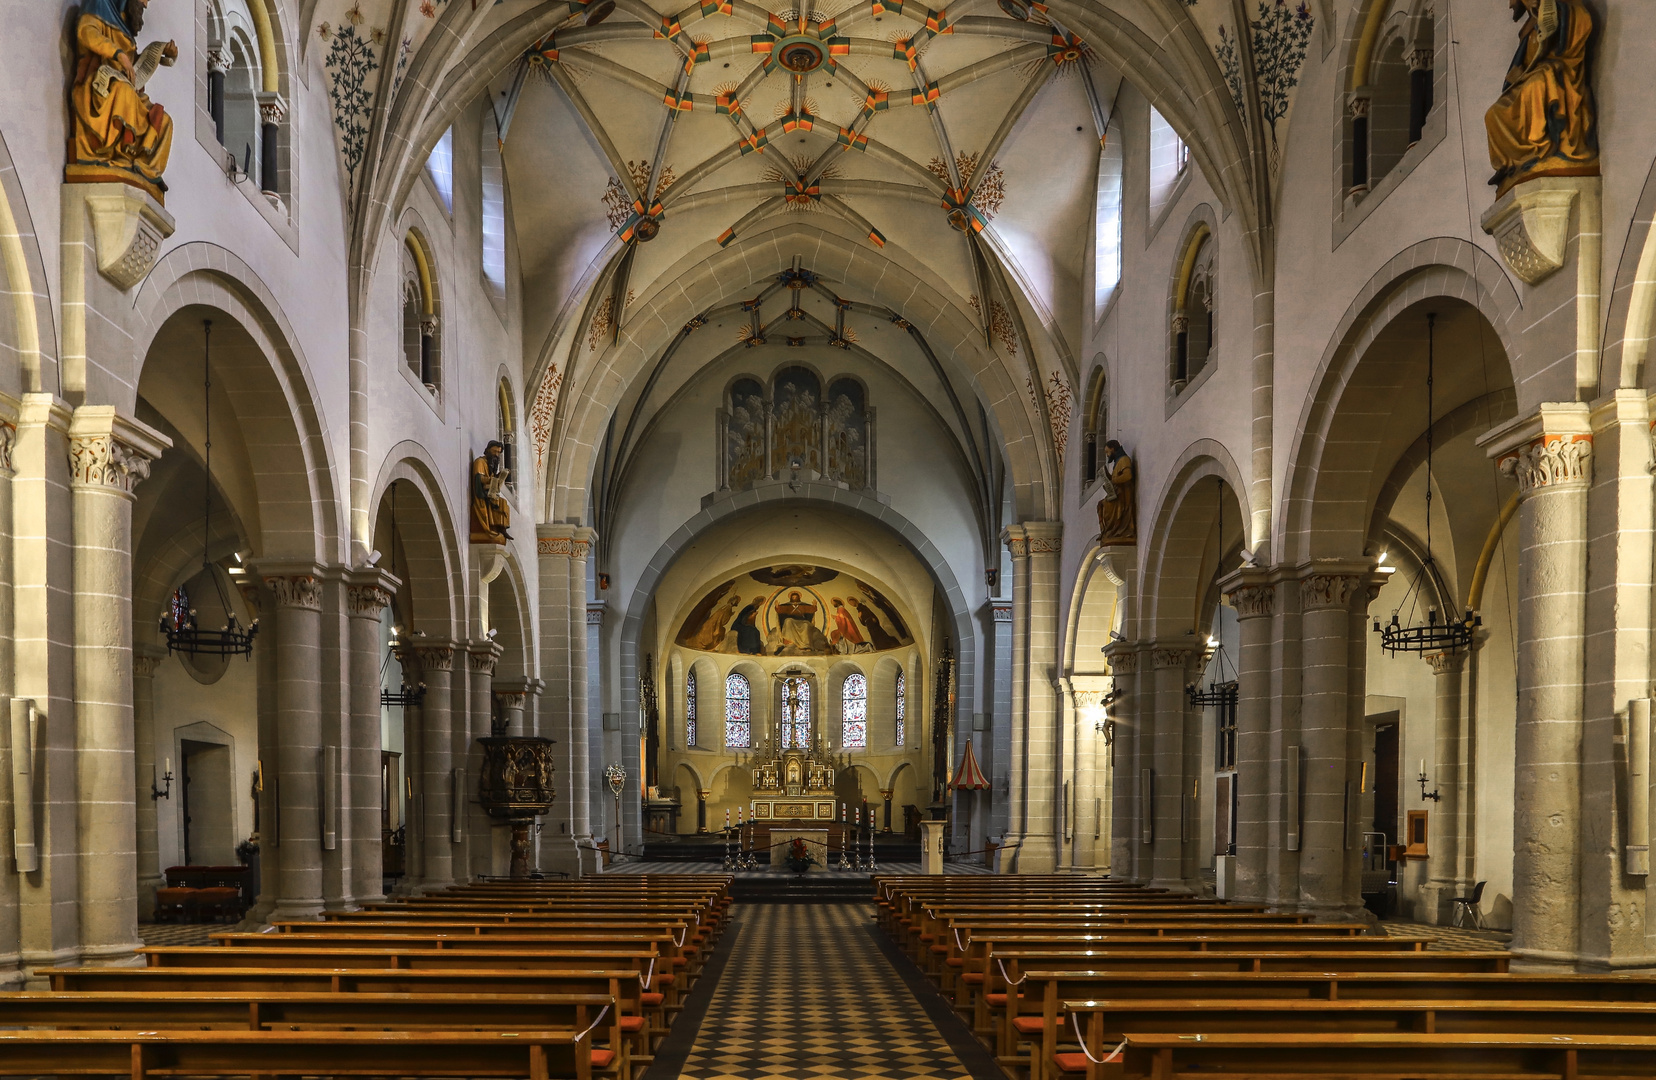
left=0, top=125, right=55, bottom=397
left=617, top=483, right=978, bottom=767
left=367, top=444, right=465, bottom=639
left=1140, top=441, right=1250, bottom=642
left=1603, top=152, right=1656, bottom=390
left=129, top=243, right=343, bottom=564
left=1278, top=240, right=1524, bottom=567
left=486, top=548, right=534, bottom=681
left=543, top=216, right=1055, bottom=525
left=1062, top=540, right=1120, bottom=678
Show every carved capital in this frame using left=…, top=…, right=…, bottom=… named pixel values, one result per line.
left=1407, top=48, right=1434, bottom=72
left=414, top=644, right=455, bottom=672
left=1346, top=94, right=1371, bottom=119
left=1299, top=573, right=1359, bottom=611
left=538, top=537, right=573, bottom=557
left=571, top=539, right=592, bottom=559
left=1171, top=311, right=1190, bottom=334
left=133, top=653, right=163, bottom=679
left=265, top=575, right=322, bottom=611
left=1226, top=583, right=1276, bottom=620
left=346, top=583, right=393, bottom=619
left=206, top=47, right=232, bottom=74
left=1425, top=650, right=1465, bottom=676
left=1500, top=435, right=1593, bottom=493
left=256, top=91, right=288, bottom=126
left=68, top=409, right=167, bottom=495
left=1105, top=647, right=1137, bottom=675
left=494, top=691, right=527, bottom=711
left=1072, top=689, right=1107, bottom=711
left=1152, top=647, right=1192, bottom=670
left=1005, top=537, right=1029, bottom=558
left=1027, top=536, right=1062, bottom=554
left=992, top=604, right=1012, bottom=623
left=418, top=314, right=440, bottom=338
left=587, top=605, right=605, bottom=626
left=469, top=645, right=501, bottom=676
left=0, top=420, right=14, bottom=475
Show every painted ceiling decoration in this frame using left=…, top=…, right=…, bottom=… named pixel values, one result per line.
left=675, top=566, right=915, bottom=656
left=1183, top=0, right=1315, bottom=173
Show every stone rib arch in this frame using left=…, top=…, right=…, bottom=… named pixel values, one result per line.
left=0, top=124, right=57, bottom=396
left=130, top=244, right=344, bottom=565
left=368, top=445, right=466, bottom=640
left=1277, top=240, right=1525, bottom=566
left=1603, top=154, right=1656, bottom=390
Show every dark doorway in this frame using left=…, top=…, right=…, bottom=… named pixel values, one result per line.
left=181, top=739, right=235, bottom=865
left=1372, top=716, right=1400, bottom=844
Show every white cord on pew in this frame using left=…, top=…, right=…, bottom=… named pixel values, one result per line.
left=995, top=958, right=1027, bottom=986
left=576, top=1004, right=612, bottom=1041
left=1069, top=1013, right=1126, bottom=1065
left=638, top=958, right=656, bottom=989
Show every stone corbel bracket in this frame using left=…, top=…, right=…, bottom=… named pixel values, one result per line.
left=1479, top=176, right=1594, bottom=286
left=83, top=183, right=176, bottom=290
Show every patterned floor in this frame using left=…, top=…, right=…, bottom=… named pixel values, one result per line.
left=675, top=904, right=980, bottom=1080
left=606, top=860, right=992, bottom=875
left=1379, top=919, right=1513, bottom=951
left=137, top=923, right=215, bottom=946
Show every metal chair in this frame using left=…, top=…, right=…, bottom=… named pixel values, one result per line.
left=1450, top=880, right=1487, bottom=929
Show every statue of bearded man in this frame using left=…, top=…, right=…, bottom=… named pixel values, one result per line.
left=69, top=0, right=179, bottom=197
left=1485, top=0, right=1598, bottom=199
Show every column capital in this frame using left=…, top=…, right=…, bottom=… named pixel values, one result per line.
left=256, top=91, right=288, bottom=126
left=1171, top=311, right=1190, bottom=334
left=537, top=523, right=576, bottom=556
left=1407, top=48, right=1434, bottom=72
left=494, top=676, right=544, bottom=698
left=68, top=406, right=170, bottom=496
left=468, top=640, right=503, bottom=675
left=1151, top=646, right=1193, bottom=670
left=1299, top=571, right=1362, bottom=611
left=413, top=642, right=456, bottom=672
left=418, top=313, right=440, bottom=338
left=206, top=47, right=232, bottom=74
left=1072, top=689, right=1108, bottom=711
left=344, top=568, right=401, bottom=620
left=1220, top=568, right=1276, bottom=619
left=992, top=603, right=1013, bottom=623
left=263, top=573, right=323, bottom=611
left=571, top=526, right=597, bottom=560
left=1346, top=92, right=1372, bottom=118
left=1001, top=523, right=1028, bottom=558
left=0, top=418, right=15, bottom=477
left=1480, top=402, right=1593, bottom=494
left=586, top=602, right=605, bottom=626
left=493, top=689, right=527, bottom=710
left=1104, top=643, right=1138, bottom=674
left=1425, top=650, right=1466, bottom=675
left=133, top=647, right=165, bottom=679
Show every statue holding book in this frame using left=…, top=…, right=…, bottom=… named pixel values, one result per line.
left=68, top=0, right=178, bottom=199
left=469, top=441, right=512, bottom=544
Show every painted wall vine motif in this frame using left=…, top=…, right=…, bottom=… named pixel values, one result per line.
left=319, top=6, right=382, bottom=194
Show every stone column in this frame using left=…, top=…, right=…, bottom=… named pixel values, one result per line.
left=0, top=408, right=17, bottom=986
left=265, top=572, right=325, bottom=922
left=131, top=647, right=165, bottom=920
left=1419, top=649, right=1466, bottom=924
left=467, top=641, right=502, bottom=879
left=1297, top=571, right=1363, bottom=918
left=1148, top=646, right=1195, bottom=891
left=237, top=577, right=278, bottom=922
left=535, top=527, right=576, bottom=873
left=1104, top=645, right=1140, bottom=880
left=255, top=93, right=285, bottom=196
left=569, top=530, right=596, bottom=858
left=344, top=572, right=398, bottom=906
left=1016, top=523, right=1062, bottom=872
left=69, top=407, right=166, bottom=961
left=1493, top=411, right=1592, bottom=965
left=1071, top=688, right=1105, bottom=870
left=414, top=643, right=456, bottom=889
left=1347, top=94, right=1371, bottom=195
left=1221, top=573, right=1276, bottom=905
left=988, top=602, right=1013, bottom=843
left=494, top=686, right=528, bottom=736
left=998, top=527, right=1029, bottom=872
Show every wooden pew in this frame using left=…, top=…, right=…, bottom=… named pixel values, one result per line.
left=0, top=1028, right=602, bottom=1080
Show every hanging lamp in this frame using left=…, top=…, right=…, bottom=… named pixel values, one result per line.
left=1375, top=312, right=1478, bottom=656
left=379, top=483, right=426, bottom=708
left=1187, top=477, right=1239, bottom=708
left=160, top=320, right=259, bottom=658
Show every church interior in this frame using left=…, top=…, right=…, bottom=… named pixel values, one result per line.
left=1, top=0, right=1655, bottom=1074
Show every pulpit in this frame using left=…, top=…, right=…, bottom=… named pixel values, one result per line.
left=476, top=737, right=556, bottom=879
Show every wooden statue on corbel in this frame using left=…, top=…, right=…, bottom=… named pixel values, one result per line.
left=1485, top=0, right=1598, bottom=199
left=67, top=0, right=178, bottom=201
left=1096, top=439, right=1137, bottom=545
left=469, top=441, right=512, bottom=544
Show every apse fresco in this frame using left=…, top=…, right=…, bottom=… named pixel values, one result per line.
left=676, top=566, right=913, bottom=657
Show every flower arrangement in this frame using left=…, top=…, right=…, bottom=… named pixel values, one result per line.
left=784, top=836, right=816, bottom=874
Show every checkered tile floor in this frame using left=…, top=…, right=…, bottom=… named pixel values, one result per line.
left=605, top=860, right=992, bottom=876
left=1380, top=919, right=1513, bottom=951
left=678, top=904, right=974, bottom=1080
left=138, top=923, right=215, bottom=946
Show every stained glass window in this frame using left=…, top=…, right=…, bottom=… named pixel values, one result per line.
left=725, top=673, right=750, bottom=748
left=895, top=669, right=906, bottom=747
left=842, top=673, right=867, bottom=749
left=686, top=670, right=698, bottom=748
left=781, top=676, right=811, bottom=749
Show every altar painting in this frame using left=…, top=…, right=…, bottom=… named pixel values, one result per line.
left=675, top=566, right=912, bottom=657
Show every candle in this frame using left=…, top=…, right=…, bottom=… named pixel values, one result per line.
left=1419, top=758, right=1425, bottom=777
left=164, top=757, right=171, bottom=777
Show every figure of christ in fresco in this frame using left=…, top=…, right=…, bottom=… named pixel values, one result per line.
left=772, top=591, right=833, bottom=655
left=731, top=596, right=768, bottom=655
left=849, top=598, right=901, bottom=651
left=829, top=598, right=868, bottom=652
left=686, top=595, right=740, bottom=651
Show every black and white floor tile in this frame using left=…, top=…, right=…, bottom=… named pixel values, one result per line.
left=672, top=905, right=980, bottom=1080
left=605, top=860, right=992, bottom=876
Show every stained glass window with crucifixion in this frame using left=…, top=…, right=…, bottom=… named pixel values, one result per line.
left=781, top=676, right=811, bottom=749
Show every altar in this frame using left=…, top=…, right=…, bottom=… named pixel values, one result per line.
left=750, top=797, right=838, bottom=823
left=749, top=749, right=838, bottom=824
left=769, top=827, right=829, bottom=872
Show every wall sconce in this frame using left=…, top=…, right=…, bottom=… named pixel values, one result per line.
left=152, top=757, right=175, bottom=801
left=1417, top=760, right=1442, bottom=803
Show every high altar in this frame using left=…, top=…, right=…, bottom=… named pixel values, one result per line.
left=750, top=749, right=837, bottom=822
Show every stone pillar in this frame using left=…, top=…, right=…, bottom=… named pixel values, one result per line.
left=1148, top=646, right=1195, bottom=891
left=69, top=407, right=166, bottom=961
left=1221, top=573, right=1275, bottom=905
left=998, top=527, right=1029, bottom=872
left=0, top=407, right=17, bottom=986
left=467, top=642, right=502, bottom=879
left=344, top=572, right=398, bottom=906
left=1419, top=649, right=1466, bottom=925
left=1347, top=94, right=1371, bottom=195
left=264, top=572, right=325, bottom=921
left=494, top=686, right=528, bottom=736
left=535, top=527, right=576, bottom=873
left=206, top=47, right=229, bottom=144
left=237, top=577, right=278, bottom=922
left=1070, top=688, right=1106, bottom=870
left=1018, top=524, right=1062, bottom=872
left=1406, top=49, right=1433, bottom=145
left=414, top=643, right=456, bottom=889
left=1296, top=571, right=1365, bottom=919
left=1104, top=644, right=1140, bottom=880
left=131, top=647, right=165, bottom=921
left=1491, top=409, right=1592, bottom=965
left=569, top=530, right=596, bottom=858
left=696, top=789, right=710, bottom=833
left=255, top=93, right=285, bottom=196
left=988, top=602, right=1013, bottom=844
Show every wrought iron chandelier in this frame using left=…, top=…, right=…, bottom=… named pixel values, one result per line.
left=1374, top=312, right=1478, bottom=656
left=1188, top=477, right=1239, bottom=708
left=160, top=320, right=259, bottom=658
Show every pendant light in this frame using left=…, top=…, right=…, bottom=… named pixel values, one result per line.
left=380, top=483, right=426, bottom=708
left=159, top=320, right=259, bottom=658
left=1188, top=476, right=1239, bottom=708
left=1375, top=312, right=1478, bottom=656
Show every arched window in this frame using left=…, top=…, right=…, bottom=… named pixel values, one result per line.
left=724, top=673, right=750, bottom=748
left=205, top=0, right=284, bottom=198
left=1081, top=365, right=1107, bottom=484
left=1147, top=107, right=1187, bottom=225
left=497, top=378, right=517, bottom=481
left=1094, top=120, right=1123, bottom=316
left=401, top=232, right=439, bottom=392
left=894, top=668, right=906, bottom=747
left=685, top=670, right=698, bottom=747
left=842, top=673, right=867, bottom=748
left=426, top=126, right=455, bottom=212
left=781, top=676, right=811, bottom=749
left=480, top=106, right=507, bottom=307
left=1170, top=226, right=1214, bottom=391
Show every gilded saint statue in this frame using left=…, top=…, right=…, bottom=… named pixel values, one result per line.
left=469, top=441, right=512, bottom=544
left=1485, top=0, right=1598, bottom=199
left=68, top=0, right=178, bottom=199
left=1096, top=439, right=1137, bottom=546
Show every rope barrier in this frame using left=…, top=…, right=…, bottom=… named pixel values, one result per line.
left=1069, top=1013, right=1126, bottom=1065
left=638, top=957, right=656, bottom=989
left=672, top=927, right=687, bottom=948
left=995, top=958, right=1027, bottom=986
left=577, top=1004, right=612, bottom=1042
left=953, top=927, right=969, bottom=952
